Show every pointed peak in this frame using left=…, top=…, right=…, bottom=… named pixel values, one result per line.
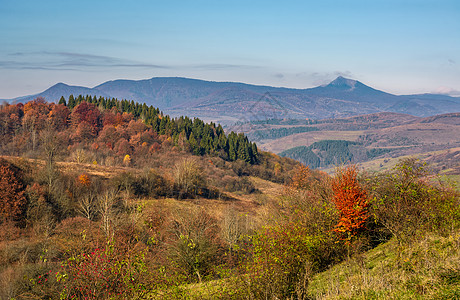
left=50, top=82, right=70, bottom=88
left=327, top=76, right=358, bottom=88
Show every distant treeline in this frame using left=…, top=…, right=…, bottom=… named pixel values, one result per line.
left=248, top=126, right=319, bottom=141
left=280, top=140, right=397, bottom=168
left=235, top=118, right=318, bottom=126
left=279, top=140, right=359, bottom=168
left=365, top=148, right=394, bottom=159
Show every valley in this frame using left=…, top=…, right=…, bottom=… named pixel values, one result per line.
left=230, top=112, right=460, bottom=173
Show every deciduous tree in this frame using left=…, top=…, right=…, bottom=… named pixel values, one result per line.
left=331, top=164, right=369, bottom=242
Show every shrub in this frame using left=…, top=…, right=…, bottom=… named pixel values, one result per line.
left=240, top=164, right=342, bottom=299
left=222, top=176, right=257, bottom=194
left=173, top=158, right=206, bottom=199
left=58, top=244, right=155, bottom=299
left=131, top=170, right=171, bottom=198
left=369, top=158, right=460, bottom=243
left=244, top=223, right=340, bottom=299
left=167, top=207, right=223, bottom=283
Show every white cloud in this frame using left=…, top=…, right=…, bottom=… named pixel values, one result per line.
left=434, top=86, right=460, bottom=97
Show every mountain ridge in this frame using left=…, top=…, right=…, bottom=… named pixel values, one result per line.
left=4, top=76, right=460, bottom=124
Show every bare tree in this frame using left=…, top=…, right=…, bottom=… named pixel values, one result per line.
left=78, top=192, right=96, bottom=220
left=70, top=148, right=88, bottom=164
left=40, top=128, right=60, bottom=192
left=221, top=206, right=242, bottom=249
left=174, top=158, right=204, bottom=197
left=97, top=189, right=118, bottom=240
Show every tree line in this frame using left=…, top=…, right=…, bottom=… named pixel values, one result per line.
left=247, top=126, right=319, bottom=141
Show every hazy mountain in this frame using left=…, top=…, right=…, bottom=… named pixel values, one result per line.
left=9, top=83, right=112, bottom=103
left=305, top=76, right=398, bottom=104
left=5, top=76, right=460, bottom=124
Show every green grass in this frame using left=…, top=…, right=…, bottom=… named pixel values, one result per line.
left=307, top=231, right=460, bottom=299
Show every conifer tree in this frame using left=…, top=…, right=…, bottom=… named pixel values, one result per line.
left=59, top=96, right=67, bottom=106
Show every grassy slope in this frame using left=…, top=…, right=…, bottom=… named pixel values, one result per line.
left=308, top=231, right=460, bottom=299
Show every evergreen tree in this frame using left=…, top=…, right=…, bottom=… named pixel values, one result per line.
left=59, top=96, right=67, bottom=106
left=68, top=95, right=76, bottom=109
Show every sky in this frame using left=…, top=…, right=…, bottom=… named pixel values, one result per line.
left=1, top=0, right=459, bottom=99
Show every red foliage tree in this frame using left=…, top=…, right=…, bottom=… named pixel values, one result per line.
left=0, top=103, right=23, bottom=137
left=0, top=159, right=27, bottom=223
left=22, top=97, right=50, bottom=131
left=114, top=138, right=132, bottom=156
left=97, top=125, right=119, bottom=148
left=126, top=119, right=147, bottom=137
left=102, top=109, right=117, bottom=127
left=73, top=121, right=96, bottom=141
left=70, top=102, right=101, bottom=135
left=77, top=173, right=92, bottom=187
left=48, top=103, right=70, bottom=130
left=331, top=165, right=369, bottom=241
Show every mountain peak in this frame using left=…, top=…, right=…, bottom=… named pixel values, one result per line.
left=327, top=76, right=359, bottom=90
left=50, top=82, right=69, bottom=88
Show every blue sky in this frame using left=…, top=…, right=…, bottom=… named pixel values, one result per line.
left=1, top=0, right=459, bottom=98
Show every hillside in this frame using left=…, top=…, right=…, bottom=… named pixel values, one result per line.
left=0, top=96, right=304, bottom=299
left=308, top=231, right=460, bottom=299
left=0, top=96, right=259, bottom=167
left=5, top=77, right=460, bottom=124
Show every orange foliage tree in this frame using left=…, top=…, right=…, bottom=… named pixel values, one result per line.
left=287, top=164, right=313, bottom=190
left=77, top=173, right=92, bottom=187
left=331, top=165, right=369, bottom=241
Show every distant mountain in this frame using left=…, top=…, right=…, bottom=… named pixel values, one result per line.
left=5, top=76, right=460, bottom=124
left=306, top=76, right=398, bottom=103
left=10, top=83, right=112, bottom=103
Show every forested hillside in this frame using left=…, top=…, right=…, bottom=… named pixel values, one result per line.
left=1, top=96, right=258, bottom=165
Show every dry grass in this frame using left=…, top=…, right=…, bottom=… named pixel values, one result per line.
left=1, top=155, right=138, bottom=179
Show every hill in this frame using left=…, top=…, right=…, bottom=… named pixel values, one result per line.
left=5, top=76, right=460, bottom=124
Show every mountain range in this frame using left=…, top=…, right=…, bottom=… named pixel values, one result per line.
left=5, top=76, right=460, bottom=124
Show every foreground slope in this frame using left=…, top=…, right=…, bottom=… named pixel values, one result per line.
left=308, top=231, right=460, bottom=299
